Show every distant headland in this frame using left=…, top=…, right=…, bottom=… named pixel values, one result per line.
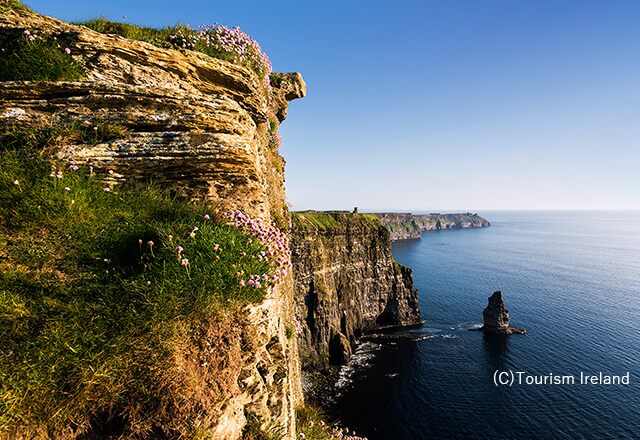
left=374, top=212, right=490, bottom=240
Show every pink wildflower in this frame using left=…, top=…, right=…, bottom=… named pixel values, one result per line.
left=64, top=47, right=71, bottom=54
left=239, top=279, right=245, bottom=287
left=180, top=258, right=189, bottom=266
left=103, top=187, right=110, bottom=192
left=147, top=240, right=154, bottom=247
left=203, top=214, right=210, bottom=220
left=12, top=180, right=19, bottom=186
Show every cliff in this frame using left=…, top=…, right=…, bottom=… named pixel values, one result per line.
left=1, top=5, right=305, bottom=439
left=375, top=212, right=490, bottom=240
left=290, top=211, right=422, bottom=370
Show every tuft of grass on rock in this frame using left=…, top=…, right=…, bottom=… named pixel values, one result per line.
left=0, top=35, right=84, bottom=81
left=242, top=412, right=284, bottom=440
left=1, top=116, right=127, bottom=153
left=77, top=17, right=187, bottom=49
left=0, top=144, right=276, bottom=436
left=296, top=405, right=367, bottom=440
left=0, top=0, right=30, bottom=13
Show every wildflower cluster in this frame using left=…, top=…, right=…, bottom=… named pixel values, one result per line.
left=268, top=129, right=282, bottom=149
left=19, top=30, right=72, bottom=55
left=227, top=209, right=290, bottom=286
left=168, top=24, right=272, bottom=88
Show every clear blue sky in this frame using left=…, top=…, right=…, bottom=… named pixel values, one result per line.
left=25, top=0, right=640, bottom=211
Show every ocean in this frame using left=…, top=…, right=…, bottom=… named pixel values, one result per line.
left=333, top=211, right=640, bottom=439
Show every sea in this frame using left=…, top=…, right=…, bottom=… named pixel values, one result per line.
left=333, top=211, right=640, bottom=440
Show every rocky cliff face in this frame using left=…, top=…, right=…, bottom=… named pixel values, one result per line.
left=376, top=212, right=490, bottom=240
left=1, top=7, right=305, bottom=439
left=290, top=212, right=422, bottom=370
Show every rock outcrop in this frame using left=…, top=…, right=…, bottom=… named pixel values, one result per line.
left=1, top=6, right=306, bottom=225
left=1, top=6, right=305, bottom=439
left=290, top=211, right=422, bottom=369
left=482, top=291, right=526, bottom=335
left=375, top=212, right=490, bottom=240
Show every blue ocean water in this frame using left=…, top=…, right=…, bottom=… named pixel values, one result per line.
left=334, top=211, right=640, bottom=440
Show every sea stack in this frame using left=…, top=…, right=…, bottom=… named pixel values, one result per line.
left=482, top=291, right=526, bottom=335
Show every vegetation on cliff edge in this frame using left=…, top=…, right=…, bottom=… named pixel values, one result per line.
left=0, top=126, right=288, bottom=436
left=0, top=29, right=84, bottom=81
left=296, top=405, right=367, bottom=440
left=292, top=211, right=381, bottom=232
left=78, top=17, right=271, bottom=82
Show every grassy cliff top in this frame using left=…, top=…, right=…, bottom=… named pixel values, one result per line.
left=291, top=210, right=381, bottom=232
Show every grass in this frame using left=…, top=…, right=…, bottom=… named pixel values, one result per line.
left=0, top=134, right=278, bottom=436
left=78, top=17, right=269, bottom=79
left=0, top=36, right=84, bottom=81
left=0, top=0, right=30, bottom=13
left=292, top=211, right=381, bottom=232
left=296, top=405, right=366, bottom=440
left=77, top=17, right=186, bottom=50
left=1, top=116, right=127, bottom=151
left=242, top=412, right=284, bottom=440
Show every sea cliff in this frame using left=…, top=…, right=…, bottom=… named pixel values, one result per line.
left=375, top=212, right=490, bottom=240
left=0, top=4, right=421, bottom=439
left=290, top=211, right=421, bottom=370
left=1, top=5, right=304, bottom=439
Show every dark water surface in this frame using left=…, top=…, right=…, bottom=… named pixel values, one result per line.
left=334, top=211, right=640, bottom=440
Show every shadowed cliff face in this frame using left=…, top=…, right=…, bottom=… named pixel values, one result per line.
left=376, top=212, right=491, bottom=240
left=290, top=212, right=422, bottom=369
left=1, top=6, right=305, bottom=440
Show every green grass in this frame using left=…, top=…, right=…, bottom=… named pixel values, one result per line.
left=0, top=0, right=30, bottom=13
left=77, top=17, right=269, bottom=79
left=242, top=412, right=284, bottom=440
left=0, top=37, right=84, bottom=81
left=292, top=211, right=380, bottom=232
left=77, top=17, right=187, bottom=50
left=296, top=405, right=364, bottom=440
left=0, top=141, right=276, bottom=435
left=1, top=116, right=127, bottom=152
